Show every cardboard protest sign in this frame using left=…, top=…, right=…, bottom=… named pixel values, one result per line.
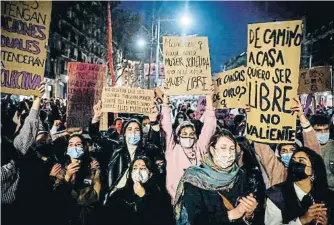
left=102, top=87, right=154, bottom=114
left=163, top=36, right=212, bottom=95
left=1, top=1, right=52, bottom=96
left=298, top=66, right=331, bottom=94
left=214, top=66, right=248, bottom=109
left=99, top=112, right=109, bottom=131
left=246, top=20, right=302, bottom=143
left=67, top=63, right=107, bottom=128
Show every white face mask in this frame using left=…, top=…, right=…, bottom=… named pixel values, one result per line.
left=211, top=147, right=236, bottom=170
left=142, top=125, right=150, bottom=134
left=179, top=137, right=195, bottom=148
left=131, top=169, right=149, bottom=183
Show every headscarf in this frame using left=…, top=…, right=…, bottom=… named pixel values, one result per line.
left=174, top=154, right=240, bottom=221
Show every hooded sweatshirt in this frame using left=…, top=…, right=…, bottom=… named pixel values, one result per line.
left=161, top=106, right=216, bottom=203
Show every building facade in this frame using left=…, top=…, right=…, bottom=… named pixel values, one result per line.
left=44, top=1, right=122, bottom=98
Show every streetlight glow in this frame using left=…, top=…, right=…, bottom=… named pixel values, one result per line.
left=180, top=14, right=192, bottom=27
left=137, top=39, right=146, bottom=47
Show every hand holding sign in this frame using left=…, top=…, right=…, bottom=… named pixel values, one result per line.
left=149, top=105, right=159, bottom=122
left=290, top=98, right=303, bottom=117
left=93, top=100, right=102, bottom=122
left=36, top=81, right=46, bottom=98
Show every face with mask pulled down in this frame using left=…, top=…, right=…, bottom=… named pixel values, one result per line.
left=210, top=137, right=236, bottom=172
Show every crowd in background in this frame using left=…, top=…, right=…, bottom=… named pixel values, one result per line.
left=1, top=82, right=334, bottom=225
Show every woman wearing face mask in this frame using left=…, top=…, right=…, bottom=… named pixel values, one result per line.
left=175, top=130, right=259, bottom=225
left=51, top=134, right=101, bottom=225
left=162, top=92, right=217, bottom=203
left=265, top=147, right=333, bottom=225
left=15, top=130, right=60, bottom=225
left=252, top=98, right=321, bottom=188
left=103, top=156, right=174, bottom=225
left=90, top=102, right=162, bottom=204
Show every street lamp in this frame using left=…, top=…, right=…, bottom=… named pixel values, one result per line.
left=137, top=39, right=146, bottom=48
left=180, top=14, right=192, bottom=27
left=155, top=14, right=193, bottom=85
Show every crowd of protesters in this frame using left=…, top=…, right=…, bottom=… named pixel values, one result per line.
left=1, top=82, right=334, bottom=225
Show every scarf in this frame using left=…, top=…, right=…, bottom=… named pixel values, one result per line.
left=174, top=154, right=240, bottom=221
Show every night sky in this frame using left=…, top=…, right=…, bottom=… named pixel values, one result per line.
left=120, top=1, right=334, bottom=73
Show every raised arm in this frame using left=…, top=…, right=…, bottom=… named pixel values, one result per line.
left=161, top=95, right=175, bottom=157
left=196, top=92, right=217, bottom=154
left=253, top=142, right=286, bottom=187
left=291, top=98, right=320, bottom=154
left=14, top=82, right=45, bottom=155
left=147, top=104, right=162, bottom=148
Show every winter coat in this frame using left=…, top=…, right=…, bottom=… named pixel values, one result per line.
left=182, top=167, right=260, bottom=225
left=103, top=179, right=174, bottom=225
left=161, top=106, right=217, bottom=202
left=89, top=119, right=163, bottom=202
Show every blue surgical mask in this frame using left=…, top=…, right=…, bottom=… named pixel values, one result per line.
left=316, top=133, right=330, bottom=145
left=281, top=153, right=293, bottom=167
left=66, top=147, right=84, bottom=159
left=126, top=133, right=141, bottom=145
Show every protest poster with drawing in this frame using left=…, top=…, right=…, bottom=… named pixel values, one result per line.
left=194, top=96, right=206, bottom=120
left=102, top=87, right=154, bottom=114
left=246, top=20, right=302, bottom=143
left=1, top=1, right=52, bottom=96
left=67, top=63, right=107, bottom=128
left=214, top=66, right=248, bottom=109
left=163, top=36, right=212, bottom=95
left=298, top=66, right=332, bottom=94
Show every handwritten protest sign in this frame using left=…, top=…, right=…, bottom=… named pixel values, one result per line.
left=246, top=20, right=302, bottom=143
left=102, top=87, right=154, bottom=114
left=67, top=63, right=107, bottom=128
left=163, top=36, right=212, bottom=95
left=298, top=66, right=331, bottom=94
left=99, top=112, right=109, bottom=131
left=1, top=1, right=52, bottom=96
left=214, top=66, right=248, bottom=109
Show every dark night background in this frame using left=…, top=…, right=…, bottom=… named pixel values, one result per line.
left=120, top=1, right=334, bottom=73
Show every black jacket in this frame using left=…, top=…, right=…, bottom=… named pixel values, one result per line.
left=89, top=120, right=163, bottom=202
left=103, top=180, right=174, bottom=225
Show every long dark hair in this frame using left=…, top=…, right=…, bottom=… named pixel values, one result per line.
left=63, top=134, right=91, bottom=184
left=286, top=147, right=328, bottom=200
left=121, top=119, right=143, bottom=146
left=125, top=155, right=154, bottom=188
left=283, top=147, right=329, bottom=223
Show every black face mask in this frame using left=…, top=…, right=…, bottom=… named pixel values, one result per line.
left=290, top=161, right=309, bottom=182
left=36, top=142, right=54, bottom=156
